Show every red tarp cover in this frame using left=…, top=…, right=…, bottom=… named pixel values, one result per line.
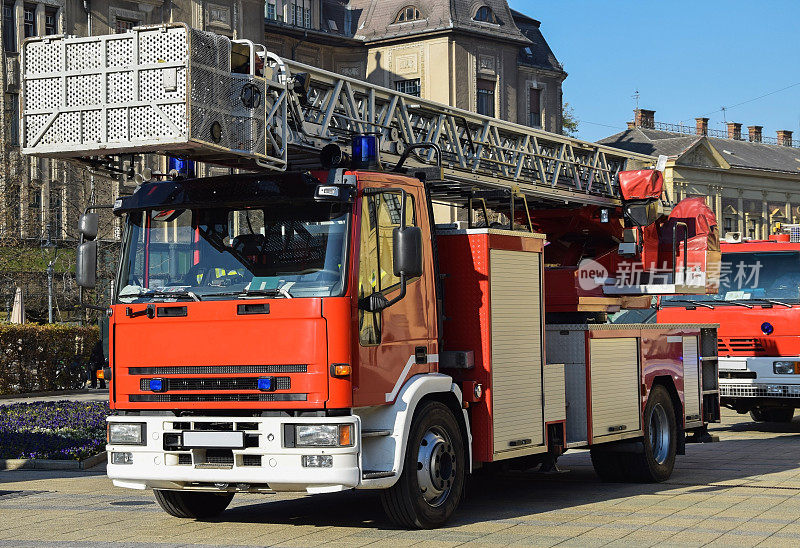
left=619, top=169, right=664, bottom=200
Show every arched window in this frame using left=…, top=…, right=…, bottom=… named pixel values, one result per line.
left=474, top=6, right=500, bottom=24
left=394, top=6, right=421, bottom=23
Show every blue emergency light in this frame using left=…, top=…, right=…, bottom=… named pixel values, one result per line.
left=351, top=135, right=381, bottom=170
left=168, top=157, right=196, bottom=178
left=761, top=322, right=774, bottom=335
left=257, top=377, right=274, bottom=391
left=149, top=378, right=164, bottom=392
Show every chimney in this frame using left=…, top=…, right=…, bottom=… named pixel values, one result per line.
left=695, top=117, right=709, bottom=136
left=634, top=109, right=655, bottom=129
left=777, top=130, right=793, bottom=147
left=748, top=125, right=763, bottom=143
left=726, top=122, right=742, bottom=140
left=626, top=121, right=636, bottom=130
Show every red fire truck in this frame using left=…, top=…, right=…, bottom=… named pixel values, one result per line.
left=659, top=231, right=800, bottom=423
left=23, top=25, right=720, bottom=528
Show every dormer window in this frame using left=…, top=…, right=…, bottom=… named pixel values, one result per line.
left=394, top=6, right=421, bottom=23
left=474, top=6, right=500, bottom=24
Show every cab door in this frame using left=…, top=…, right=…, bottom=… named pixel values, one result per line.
left=353, top=182, right=437, bottom=406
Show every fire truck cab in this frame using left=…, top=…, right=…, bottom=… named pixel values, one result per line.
left=659, top=230, right=800, bottom=423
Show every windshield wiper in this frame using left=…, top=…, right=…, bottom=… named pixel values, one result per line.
left=197, top=288, right=285, bottom=299
left=722, top=300, right=753, bottom=308
left=747, top=298, right=793, bottom=308
left=664, top=299, right=715, bottom=309
left=119, top=288, right=201, bottom=301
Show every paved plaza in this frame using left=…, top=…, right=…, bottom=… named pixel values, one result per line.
left=2, top=409, right=800, bottom=547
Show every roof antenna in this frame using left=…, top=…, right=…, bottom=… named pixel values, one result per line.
left=632, top=88, right=640, bottom=109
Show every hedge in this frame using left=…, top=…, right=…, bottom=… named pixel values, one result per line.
left=0, top=324, right=99, bottom=394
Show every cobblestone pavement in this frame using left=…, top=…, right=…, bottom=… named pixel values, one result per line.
left=0, top=389, right=108, bottom=405
left=2, top=409, right=800, bottom=547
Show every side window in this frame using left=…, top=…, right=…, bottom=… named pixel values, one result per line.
left=359, top=195, right=380, bottom=345
left=358, top=191, right=416, bottom=346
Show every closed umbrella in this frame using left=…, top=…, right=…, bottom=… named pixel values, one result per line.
left=10, top=287, right=25, bottom=324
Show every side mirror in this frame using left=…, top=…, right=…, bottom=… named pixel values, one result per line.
left=393, top=226, right=422, bottom=278
left=79, top=213, right=99, bottom=241
left=76, top=240, right=97, bottom=288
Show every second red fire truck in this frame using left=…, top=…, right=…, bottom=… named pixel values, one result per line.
left=659, top=230, right=800, bottom=423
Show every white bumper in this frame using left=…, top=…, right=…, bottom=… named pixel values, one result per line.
left=106, top=415, right=361, bottom=494
left=719, top=356, right=800, bottom=399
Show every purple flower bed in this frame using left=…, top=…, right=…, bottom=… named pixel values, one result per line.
left=0, top=400, right=110, bottom=460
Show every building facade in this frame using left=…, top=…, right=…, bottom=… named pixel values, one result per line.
left=600, top=110, right=800, bottom=240
left=262, top=1, right=566, bottom=132
left=0, top=0, right=564, bottom=319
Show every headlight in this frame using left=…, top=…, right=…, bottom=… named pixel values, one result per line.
left=289, top=424, right=353, bottom=447
left=773, top=361, right=799, bottom=374
left=108, top=423, right=145, bottom=445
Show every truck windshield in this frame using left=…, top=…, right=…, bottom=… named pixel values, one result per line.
left=117, top=201, right=350, bottom=302
left=662, top=250, right=800, bottom=306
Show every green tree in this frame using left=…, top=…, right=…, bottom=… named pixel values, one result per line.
left=562, top=102, right=579, bottom=137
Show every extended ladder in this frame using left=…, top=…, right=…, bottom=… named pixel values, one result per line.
left=21, top=24, right=653, bottom=207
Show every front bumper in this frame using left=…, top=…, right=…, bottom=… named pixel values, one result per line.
left=106, top=415, right=361, bottom=494
left=719, top=356, right=800, bottom=399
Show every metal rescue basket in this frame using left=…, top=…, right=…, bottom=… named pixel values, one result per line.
left=21, top=24, right=286, bottom=167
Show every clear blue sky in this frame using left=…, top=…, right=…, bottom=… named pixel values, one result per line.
left=508, top=0, right=800, bottom=142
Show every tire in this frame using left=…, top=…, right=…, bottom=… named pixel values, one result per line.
left=589, top=447, right=627, bottom=482
left=380, top=400, right=466, bottom=529
left=590, top=384, right=677, bottom=483
left=153, top=490, right=234, bottom=519
left=751, top=407, right=794, bottom=423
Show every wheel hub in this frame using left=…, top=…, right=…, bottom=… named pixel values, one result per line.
left=649, top=402, right=670, bottom=465
left=416, top=427, right=456, bottom=506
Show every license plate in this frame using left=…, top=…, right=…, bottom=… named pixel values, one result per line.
left=720, top=360, right=747, bottom=371
left=182, top=431, right=244, bottom=448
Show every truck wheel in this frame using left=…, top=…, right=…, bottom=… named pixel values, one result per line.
left=632, top=384, right=677, bottom=482
left=589, top=448, right=627, bottom=482
left=751, top=407, right=794, bottom=423
left=380, top=400, right=465, bottom=529
left=154, top=490, right=234, bottom=519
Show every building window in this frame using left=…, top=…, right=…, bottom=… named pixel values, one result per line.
left=115, top=17, right=137, bottom=33
left=723, top=217, right=733, bottom=235
left=289, top=2, right=311, bottom=28
left=49, top=188, right=63, bottom=239
left=395, top=78, right=420, bottom=97
left=30, top=186, right=42, bottom=234
left=23, top=4, right=35, bottom=38
left=529, top=87, right=541, bottom=128
left=477, top=79, right=495, bottom=117
left=748, top=219, right=756, bottom=239
left=9, top=94, right=19, bottom=146
left=265, top=1, right=277, bottom=20
left=474, top=6, right=500, bottom=24
left=44, top=8, right=57, bottom=35
left=3, top=3, right=15, bottom=51
left=394, top=6, right=421, bottom=23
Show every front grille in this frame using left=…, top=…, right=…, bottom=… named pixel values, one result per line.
left=130, top=393, right=308, bottom=403
left=720, top=384, right=800, bottom=398
left=242, top=455, right=262, bottom=467
left=205, top=449, right=234, bottom=465
left=178, top=454, right=192, bottom=465
left=129, top=365, right=307, bottom=375
left=718, top=338, right=766, bottom=355
left=139, top=377, right=291, bottom=392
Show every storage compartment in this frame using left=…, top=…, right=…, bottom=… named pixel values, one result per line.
left=682, top=336, right=701, bottom=422
left=589, top=337, right=640, bottom=440
left=437, top=228, right=546, bottom=462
